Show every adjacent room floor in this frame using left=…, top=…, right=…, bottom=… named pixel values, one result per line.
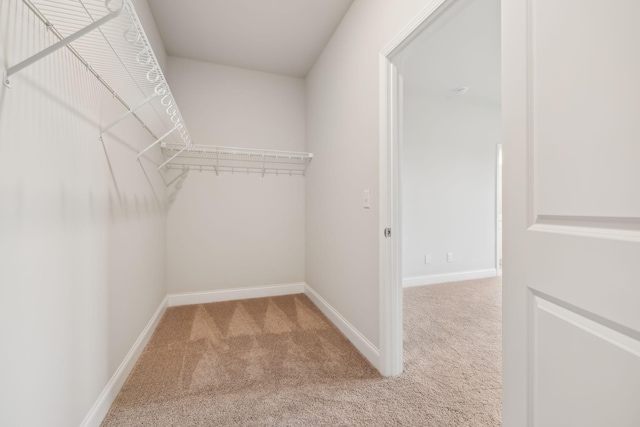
left=102, top=277, right=502, bottom=426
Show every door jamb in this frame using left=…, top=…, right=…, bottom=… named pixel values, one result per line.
left=496, top=144, right=503, bottom=275
left=378, top=0, right=452, bottom=377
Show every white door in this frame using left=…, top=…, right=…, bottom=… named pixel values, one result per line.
left=503, top=1, right=640, bottom=426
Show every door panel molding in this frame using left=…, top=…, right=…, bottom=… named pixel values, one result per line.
left=529, top=216, right=640, bottom=243
left=531, top=292, right=640, bottom=426
left=526, top=0, right=640, bottom=242
left=506, top=0, right=640, bottom=424
left=532, top=291, right=640, bottom=356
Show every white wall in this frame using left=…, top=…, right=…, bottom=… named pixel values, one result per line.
left=402, top=89, right=500, bottom=283
left=0, top=1, right=167, bottom=426
left=305, top=0, right=443, bottom=350
left=166, top=57, right=306, bottom=293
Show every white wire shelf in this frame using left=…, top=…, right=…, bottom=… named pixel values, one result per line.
left=7, top=0, right=192, bottom=150
left=161, top=143, right=314, bottom=177
left=6, top=0, right=313, bottom=182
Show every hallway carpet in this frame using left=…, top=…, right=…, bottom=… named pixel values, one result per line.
left=102, top=277, right=501, bottom=426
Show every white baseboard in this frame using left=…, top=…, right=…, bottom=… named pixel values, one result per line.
left=304, top=283, right=380, bottom=371
left=166, top=282, right=305, bottom=307
left=403, top=268, right=497, bottom=288
left=82, top=281, right=370, bottom=426
left=80, top=296, right=168, bottom=427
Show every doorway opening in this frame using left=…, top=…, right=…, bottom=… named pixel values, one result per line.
left=379, top=0, right=502, bottom=382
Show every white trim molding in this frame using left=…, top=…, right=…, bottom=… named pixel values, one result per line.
left=379, top=0, right=456, bottom=377
left=166, top=282, right=305, bottom=307
left=380, top=0, right=448, bottom=57
left=403, top=268, right=498, bottom=288
left=529, top=223, right=640, bottom=243
left=304, top=283, right=381, bottom=370
left=80, top=296, right=168, bottom=427
left=529, top=215, right=640, bottom=243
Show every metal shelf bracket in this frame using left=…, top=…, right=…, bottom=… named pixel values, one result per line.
left=158, top=145, right=188, bottom=171
left=137, top=125, right=179, bottom=158
left=102, top=93, right=159, bottom=135
left=2, top=71, right=10, bottom=88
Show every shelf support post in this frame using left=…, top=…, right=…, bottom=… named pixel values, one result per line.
left=158, top=146, right=188, bottom=170
left=137, top=125, right=178, bottom=158
left=303, top=154, right=313, bottom=177
left=101, top=93, right=159, bottom=135
left=4, top=6, right=124, bottom=84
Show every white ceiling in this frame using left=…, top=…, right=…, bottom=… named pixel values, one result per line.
left=147, top=0, right=354, bottom=78
left=403, top=0, right=501, bottom=106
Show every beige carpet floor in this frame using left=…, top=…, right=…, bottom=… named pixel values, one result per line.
left=102, top=277, right=501, bottom=426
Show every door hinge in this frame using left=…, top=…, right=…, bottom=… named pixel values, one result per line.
left=384, top=228, right=391, bottom=238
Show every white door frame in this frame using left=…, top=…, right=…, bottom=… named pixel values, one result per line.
left=378, top=0, right=452, bottom=377
left=496, top=143, right=503, bottom=274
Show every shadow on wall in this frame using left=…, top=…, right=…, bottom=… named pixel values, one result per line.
left=0, top=0, right=168, bottom=424
left=2, top=72, right=171, bottom=213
